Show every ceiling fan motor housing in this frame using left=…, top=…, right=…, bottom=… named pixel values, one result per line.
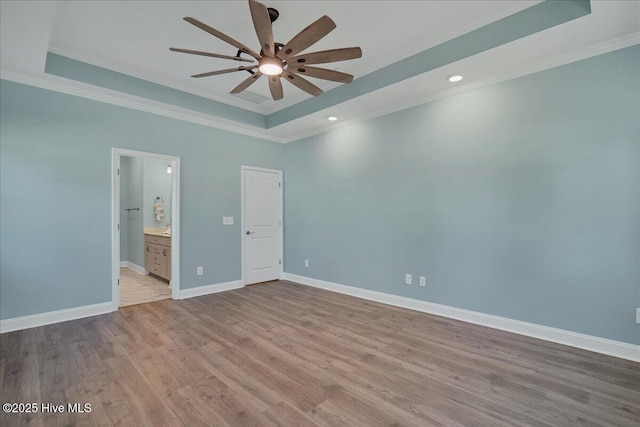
left=267, top=7, right=279, bottom=23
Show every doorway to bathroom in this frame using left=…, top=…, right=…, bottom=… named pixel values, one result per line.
left=112, top=148, right=180, bottom=310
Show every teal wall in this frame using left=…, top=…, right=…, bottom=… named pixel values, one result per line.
left=284, top=46, right=640, bottom=345
left=1, top=45, right=637, bottom=346
left=0, top=80, right=283, bottom=319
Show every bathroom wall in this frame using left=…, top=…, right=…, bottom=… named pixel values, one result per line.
left=120, top=157, right=170, bottom=267
left=143, top=158, right=172, bottom=228
left=122, top=156, right=144, bottom=268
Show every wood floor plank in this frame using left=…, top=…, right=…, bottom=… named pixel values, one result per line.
left=119, top=267, right=170, bottom=307
left=1, top=280, right=638, bottom=426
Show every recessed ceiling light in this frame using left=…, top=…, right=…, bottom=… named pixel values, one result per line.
left=447, top=74, right=463, bottom=83
left=328, top=116, right=338, bottom=121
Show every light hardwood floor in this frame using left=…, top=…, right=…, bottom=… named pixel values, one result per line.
left=119, top=267, right=170, bottom=307
left=1, top=280, right=638, bottom=426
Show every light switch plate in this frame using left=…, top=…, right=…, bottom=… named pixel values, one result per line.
left=636, top=308, right=640, bottom=324
left=223, top=217, right=233, bottom=225
left=197, top=266, right=203, bottom=276
left=405, top=274, right=412, bottom=285
left=419, top=276, right=426, bottom=287
left=304, top=259, right=309, bottom=267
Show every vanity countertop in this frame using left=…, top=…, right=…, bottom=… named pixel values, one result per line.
left=144, top=227, right=171, bottom=237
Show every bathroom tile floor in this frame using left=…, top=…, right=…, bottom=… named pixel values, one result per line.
left=119, top=267, right=170, bottom=307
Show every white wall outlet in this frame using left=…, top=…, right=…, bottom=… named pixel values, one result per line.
left=304, top=259, right=309, bottom=268
left=636, top=308, right=640, bottom=324
left=223, top=216, right=233, bottom=225
left=419, top=276, right=426, bottom=287
left=196, top=266, right=204, bottom=276
left=405, top=274, right=412, bottom=285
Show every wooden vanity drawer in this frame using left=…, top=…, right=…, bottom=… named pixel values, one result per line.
left=144, top=235, right=171, bottom=247
left=151, top=253, right=162, bottom=265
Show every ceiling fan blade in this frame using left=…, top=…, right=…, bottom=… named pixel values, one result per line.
left=183, top=17, right=261, bottom=59
left=170, top=48, right=254, bottom=63
left=287, top=47, right=362, bottom=65
left=281, top=70, right=323, bottom=96
left=191, top=66, right=257, bottom=78
left=290, top=66, right=353, bottom=83
left=268, top=76, right=283, bottom=100
left=277, top=15, right=336, bottom=60
left=249, top=0, right=275, bottom=57
left=230, top=72, right=263, bottom=94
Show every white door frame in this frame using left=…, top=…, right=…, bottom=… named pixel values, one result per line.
left=112, top=148, right=181, bottom=310
left=241, top=165, right=283, bottom=285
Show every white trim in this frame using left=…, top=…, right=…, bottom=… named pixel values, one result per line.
left=112, top=148, right=181, bottom=310
left=2, top=34, right=637, bottom=144
left=0, top=70, right=287, bottom=144
left=278, top=34, right=640, bottom=143
left=241, top=166, right=284, bottom=286
left=121, top=262, right=148, bottom=276
left=0, top=302, right=112, bottom=334
left=111, top=151, right=120, bottom=310
left=47, top=45, right=266, bottom=114
left=179, top=280, right=244, bottom=300
left=282, top=273, right=640, bottom=363
left=170, top=156, right=181, bottom=300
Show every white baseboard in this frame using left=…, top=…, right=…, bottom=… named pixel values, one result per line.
left=0, top=279, right=243, bottom=333
left=0, top=302, right=113, bottom=334
left=178, top=280, right=244, bottom=300
left=121, top=261, right=148, bottom=275
left=283, top=273, right=640, bottom=363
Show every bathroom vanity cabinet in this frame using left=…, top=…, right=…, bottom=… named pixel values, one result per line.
left=144, top=234, right=171, bottom=281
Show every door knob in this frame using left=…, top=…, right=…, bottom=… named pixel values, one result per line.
left=246, top=230, right=255, bottom=235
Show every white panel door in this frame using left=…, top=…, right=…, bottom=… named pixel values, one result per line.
left=243, top=168, right=282, bottom=285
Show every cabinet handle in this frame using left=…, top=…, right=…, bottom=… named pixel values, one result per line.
left=146, top=246, right=149, bottom=252
left=163, top=249, right=167, bottom=256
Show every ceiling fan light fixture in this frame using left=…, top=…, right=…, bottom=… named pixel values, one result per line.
left=259, top=57, right=284, bottom=76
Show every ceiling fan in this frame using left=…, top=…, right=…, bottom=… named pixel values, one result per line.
left=170, top=0, right=362, bottom=101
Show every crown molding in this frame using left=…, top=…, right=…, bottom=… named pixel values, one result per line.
left=3, top=33, right=638, bottom=144
left=47, top=45, right=267, bottom=115
left=276, top=33, right=640, bottom=142
left=0, top=69, right=287, bottom=143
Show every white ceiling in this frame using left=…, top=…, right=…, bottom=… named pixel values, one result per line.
left=48, top=0, right=539, bottom=114
left=1, top=1, right=639, bottom=142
